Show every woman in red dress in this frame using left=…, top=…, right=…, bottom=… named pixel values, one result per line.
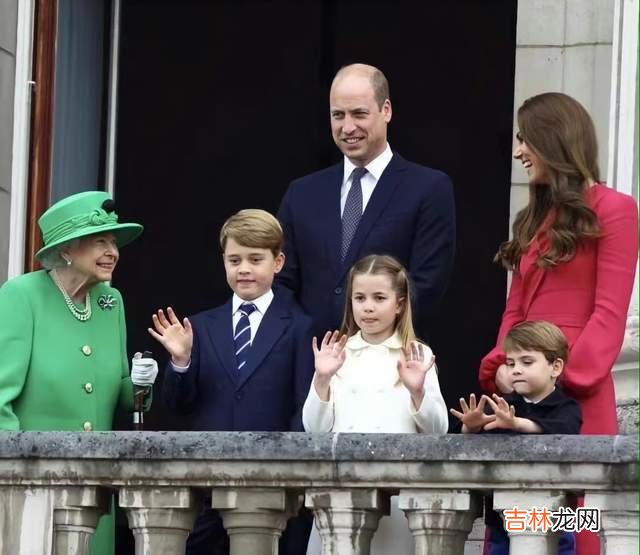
left=479, top=92, right=638, bottom=554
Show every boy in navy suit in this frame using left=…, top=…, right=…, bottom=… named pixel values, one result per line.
left=151, top=209, right=315, bottom=555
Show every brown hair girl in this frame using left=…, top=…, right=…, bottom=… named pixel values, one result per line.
left=495, top=93, right=602, bottom=270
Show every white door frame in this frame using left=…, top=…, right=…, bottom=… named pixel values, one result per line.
left=8, top=0, right=36, bottom=279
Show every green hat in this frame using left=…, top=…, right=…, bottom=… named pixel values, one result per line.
left=36, top=191, right=143, bottom=261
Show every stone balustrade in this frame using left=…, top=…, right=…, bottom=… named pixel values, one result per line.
left=0, top=432, right=636, bottom=555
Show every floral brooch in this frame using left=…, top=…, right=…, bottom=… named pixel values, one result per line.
left=97, top=294, right=117, bottom=310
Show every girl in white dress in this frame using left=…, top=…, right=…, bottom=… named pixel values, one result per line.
left=303, top=254, right=449, bottom=555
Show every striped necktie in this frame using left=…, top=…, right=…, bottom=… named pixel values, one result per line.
left=234, top=302, right=257, bottom=370
left=341, top=167, right=367, bottom=261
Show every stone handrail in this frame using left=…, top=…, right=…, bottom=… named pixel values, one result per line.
left=0, top=432, right=636, bottom=554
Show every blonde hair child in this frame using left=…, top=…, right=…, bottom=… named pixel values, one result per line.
left=302, top=254, right=448, bottom=434
left=302, top=255, right=449, bottom=555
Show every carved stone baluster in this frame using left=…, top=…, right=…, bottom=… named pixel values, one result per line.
left=493, top=489, right=570, bottom=555
left=586, top=491, right=639, bottom=554
left=398, top=489, right=479, bottom=555
left=305, top=488, right=389, bottom=555
left=53, top=487, right=109, bottom=555
left=211, top=487, right=302, bottom=555
left=119, top=487, right=198, bottom=555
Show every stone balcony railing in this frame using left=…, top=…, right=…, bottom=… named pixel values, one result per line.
left=0, top=432, right=636, bottom=555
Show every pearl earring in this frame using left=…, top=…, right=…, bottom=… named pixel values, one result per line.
left=65, top=258, right=72, bottom=267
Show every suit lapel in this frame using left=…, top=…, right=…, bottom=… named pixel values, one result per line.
left=324, top=163, right=346, bottom=279
left=236, top=297, right=290, bottom=390
left=203, top=300, right=239, bottom=386
left=339, top=154, right=407, bottom=278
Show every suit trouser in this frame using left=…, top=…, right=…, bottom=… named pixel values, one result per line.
left=186, top=504, right=313, bottom=555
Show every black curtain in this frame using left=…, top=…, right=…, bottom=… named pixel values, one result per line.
left=114, top=0, right=516, bottom=432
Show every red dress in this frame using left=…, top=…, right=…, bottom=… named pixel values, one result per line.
left=480, top=183, right=638, bottom=433
left=479, top=184, right=637, bottom=554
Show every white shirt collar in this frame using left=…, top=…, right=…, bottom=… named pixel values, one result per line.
left=522, top=386, right=556, bottom=404
left=342, top=143, right=393, bottom=185
left=232, top=289, right=274, bottom=315
left=347, top=330, right=403, bottom=350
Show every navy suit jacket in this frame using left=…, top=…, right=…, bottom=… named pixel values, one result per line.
left=277, top=152, right=456, bottom=336
left=162, top=292, right=315, bottom=431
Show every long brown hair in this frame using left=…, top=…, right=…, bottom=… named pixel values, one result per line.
left=340, top=254, right=418, bottom=348
left=495, top=93, right=601, bottom=270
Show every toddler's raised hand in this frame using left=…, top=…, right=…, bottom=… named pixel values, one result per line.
left=482, top=394, right=517, bottom=431
left=450, top=393, right=496, bottom=433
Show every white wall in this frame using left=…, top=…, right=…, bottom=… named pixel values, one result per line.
left=510, top=0, right=615, bottom=231
left=0, top=0, right=19, bottom=284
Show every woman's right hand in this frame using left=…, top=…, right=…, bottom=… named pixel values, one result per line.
left=495, top=363, right=514, bottom=394
left=312, top=331, right=348, bottom=381
left=148, top=307, right=193, bottom=366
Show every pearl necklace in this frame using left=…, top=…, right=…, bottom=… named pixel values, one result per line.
left=50, top=270, right=92, bottom=321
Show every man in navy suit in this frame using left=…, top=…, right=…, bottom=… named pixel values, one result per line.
left=152, top=209, right=314, bottom=555
left=277, top=63, right=456, bottom=338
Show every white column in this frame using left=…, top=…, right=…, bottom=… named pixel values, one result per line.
left=493, top=490, right=571, bottom=555
left=120, top=487, right=197, bottom=555
left=398, top=489, right=479, bottom=555
left=306, top=488, right=389, bottom=555
left=212, top=487, right=301, bottom=555
left=7, top=0, right=35, bottom=280
left=607, top=0, right=639, bottom=194
left=0, top=486, right=56, bottom=554
left=53, top=487, right=109, bottom=555
left=608, top=0, right=639, bottom=430
left=586, top=490, right=639, bottom=554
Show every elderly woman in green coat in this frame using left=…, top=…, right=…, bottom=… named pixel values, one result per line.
left=0, top=191, right=157, bottom=554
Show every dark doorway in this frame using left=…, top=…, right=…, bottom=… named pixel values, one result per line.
left=114, top=0, right=516, bottom=430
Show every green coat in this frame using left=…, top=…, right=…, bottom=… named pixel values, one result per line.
left=0, top=270, right=137, bottom=554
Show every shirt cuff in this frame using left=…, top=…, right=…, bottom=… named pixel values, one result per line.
left=170, top=360, right=191, bottom=374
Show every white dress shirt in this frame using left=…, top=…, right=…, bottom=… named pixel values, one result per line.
left=340, top=143, right=393, bottom=216
left=231, top=289, right=273, bottom=343
left=302, top=331, right=449, bottom=433
left=171, top=289, right=274, bottom=373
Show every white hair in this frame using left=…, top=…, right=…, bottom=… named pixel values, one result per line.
left=39, top=239, right=80, bottom=270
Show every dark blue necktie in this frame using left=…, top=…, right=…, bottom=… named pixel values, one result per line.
left=341, top=167, right=367, bottom=261
left=234, top=302, right=257, bottom=370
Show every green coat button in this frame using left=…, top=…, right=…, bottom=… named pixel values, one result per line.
left=81, top=345, right=92, bottom=356
left=84, top=383, right=93, bottom=394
